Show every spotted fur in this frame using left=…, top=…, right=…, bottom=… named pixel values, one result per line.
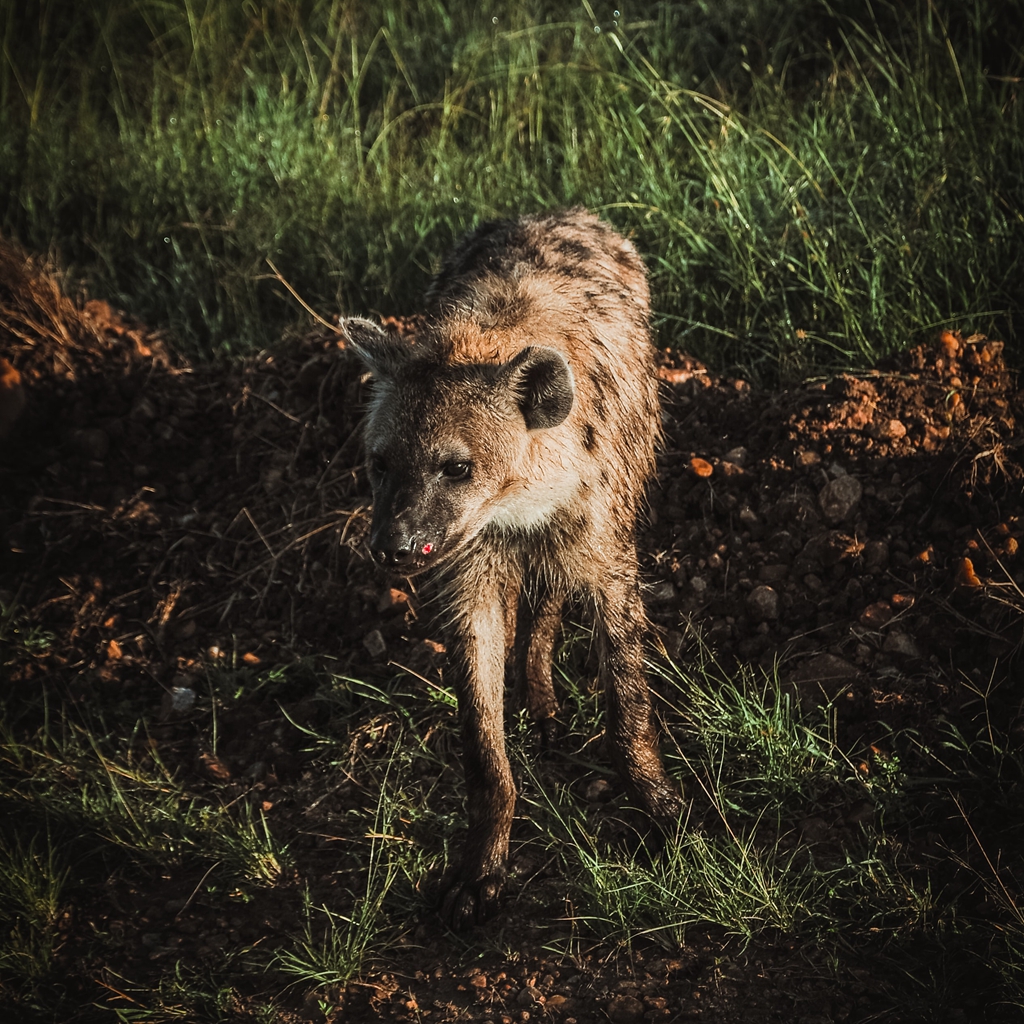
left=343, top=208, right=682, bottom=929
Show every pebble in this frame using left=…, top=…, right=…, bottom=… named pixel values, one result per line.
left=819, top=474, right=863, bottom=525
left=882, top=632, right=922, bottom=658
left=862, top=539, right=889, bottom=571
left=516, top=985, right=544, bottom=1007
left=790, top=653, right=860, bottom=686
left=159, top=686, right=195, bottom=719
left=859, top=601, right=893, bottom=628
left=607, top=994, right=645, bottom=1024
left=363, top=629, right=387, bottom=658
left=378, top=587, right=411, bottom=613
left=746, top=585, right=780, bottom=621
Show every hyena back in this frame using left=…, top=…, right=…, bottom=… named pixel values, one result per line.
left=344, top=209, right=682, bottom=928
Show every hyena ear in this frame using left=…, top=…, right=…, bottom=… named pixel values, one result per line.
left=340, top=317, right=406, bottom=377
left=499, top=346, right=575, bottom=430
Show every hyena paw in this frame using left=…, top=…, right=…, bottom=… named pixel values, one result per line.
left=438, top=872, right=504, bottom=930
left=642, top=778, right=686, bottom=825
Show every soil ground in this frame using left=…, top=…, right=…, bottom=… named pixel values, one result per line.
left=1, top=240, right=1023, bottom=1022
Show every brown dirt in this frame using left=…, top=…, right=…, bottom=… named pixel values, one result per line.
left=2, top=238, right=1023, bottom=1022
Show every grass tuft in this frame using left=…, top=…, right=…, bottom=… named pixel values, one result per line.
left=1, top=1, right=1021, bottom=373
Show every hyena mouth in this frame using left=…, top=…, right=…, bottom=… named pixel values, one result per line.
left=370, top=529, right=459, bottom=576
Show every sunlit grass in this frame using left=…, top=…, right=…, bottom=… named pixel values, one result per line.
left=1, top=1, right=1020, bottom=371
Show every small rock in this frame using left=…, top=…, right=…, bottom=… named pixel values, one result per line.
left=870, top=417, right=907, bottom=440
left=771, top=492, right=821, bottom=528
left=757, top=564, right=789, bottom=583
left=718, top=460, right=747, bottom=482
left=789, top=653, right=860, bottom=686
left=819, top=475, right=862, bottom=525
left=739, top=506, right=761, bottom=531
left=746, top=585, right=780, bottom=622
left=585, top=778, right=613, bottom=802
left=648, top=580, right=677, bottom=604
left=378, top=587, right=411, bottom=613
left=689, top=576, right=708, bottom=600
left=607, top=994, right=645, bottom=1024
left=956, top=557, right=982, bottom=587
left=516, top=985, right=544, bottom=1007
left=882, top=632, right=922, bottom=659
left=913, top=544, right=935, bottom=565
left=160, top=686, right=195, bottom=719
left=859, top=601, right=893, bottom=628
left=922, top=424, right=951, bottom=452
left=198, top=750, right=232, bottom=782
left=363, top=629, right=387, bottom=658
left=723, top=445, right=748, bottom=466
left=862, top=540, right=889, bottom=572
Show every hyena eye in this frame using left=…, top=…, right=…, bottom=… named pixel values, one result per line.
left=441, top=460, right=472, bottom=481
left=369, top=454, right=388, bottom=476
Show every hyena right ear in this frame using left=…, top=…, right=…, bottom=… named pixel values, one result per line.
left=340, top=317, right=407, bottom=377
left=498, top=346, right=575, bottom=430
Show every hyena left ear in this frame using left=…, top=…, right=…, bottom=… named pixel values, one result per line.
left=340, top=317, right=406, bottom=377
left=499, top=346, right=575, bottom=430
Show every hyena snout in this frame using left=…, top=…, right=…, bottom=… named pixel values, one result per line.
left=368, top=509, right=443, bottom=572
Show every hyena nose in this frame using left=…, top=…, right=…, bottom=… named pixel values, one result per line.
left=372, top=529, right=420, bottom=567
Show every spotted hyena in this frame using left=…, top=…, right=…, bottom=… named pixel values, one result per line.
left=343, top=208, right=682, bottom=928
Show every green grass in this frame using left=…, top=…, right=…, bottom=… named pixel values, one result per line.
left=3, top=608, right=1024, bottom=1017
left=1, top=1, right=1022, bottom=374
left=521, top=649, right=928, bottom=948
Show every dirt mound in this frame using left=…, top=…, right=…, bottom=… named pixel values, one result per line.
left=644, top=331, right=1023, bottom=745
left=2, top=240, right=1023, bottom=1021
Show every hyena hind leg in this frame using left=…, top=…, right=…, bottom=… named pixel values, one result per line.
left=511, top=584, right=564, bottom=745
left=593, top=571, right=684, bottom=823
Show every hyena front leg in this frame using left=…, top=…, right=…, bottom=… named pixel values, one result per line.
left=592, top=558, right=683, bottom=822
left=440, top=569, right=519, bottom=929
left=512, top=583, right=563, bottom=743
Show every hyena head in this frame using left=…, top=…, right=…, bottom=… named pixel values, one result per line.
left=343, top=317, right=575, bottom=574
